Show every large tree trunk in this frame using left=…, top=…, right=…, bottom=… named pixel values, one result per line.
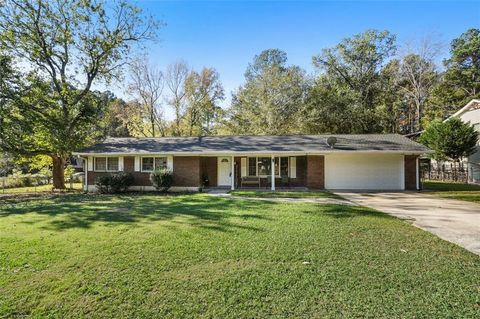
left=52, top=155, right=66, bottom=189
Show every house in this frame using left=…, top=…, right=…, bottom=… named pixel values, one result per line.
left=448, top=99, right=480, bottom=183
left=73, top=134, right=431, bottom=192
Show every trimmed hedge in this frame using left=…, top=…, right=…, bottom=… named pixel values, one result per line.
left=95, top=172, right=134, bottom=193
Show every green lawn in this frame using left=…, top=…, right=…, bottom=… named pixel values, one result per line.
left=423, top=180, right=480, bottom=203
left=0, top=194, right=478, bottom=317
left=0, top=183, right=82, bottom=194
left=230, top=190, right=341, bottom=199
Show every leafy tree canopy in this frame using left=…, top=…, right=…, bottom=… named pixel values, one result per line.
left=0, top=0, right=158, bottom=188
left=228, top=49, right=308, bottom=135
left=419, top=117, right=478, bottom=162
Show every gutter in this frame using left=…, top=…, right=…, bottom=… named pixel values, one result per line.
left=73, top=150, right=433, bottom=157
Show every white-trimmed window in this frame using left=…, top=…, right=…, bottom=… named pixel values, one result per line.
left=141, top=157, right=168, bottom=172
left=276, top=157, right=289, bottom=177
left=247, top=157, right=289, bottom=177
left=94, top=157, right=119, bottom=172
left=257, top=157, right=271, bottom=176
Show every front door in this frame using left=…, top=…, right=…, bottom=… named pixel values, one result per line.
left=217, top=157, right=231, bottom=186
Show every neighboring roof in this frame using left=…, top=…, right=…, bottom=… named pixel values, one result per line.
left=74, top=134, right=431, bottom=155
left=448, top=99, right=480, bottom=119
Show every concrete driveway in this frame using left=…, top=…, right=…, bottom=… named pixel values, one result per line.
left=336, top=192, right=480, bottom=255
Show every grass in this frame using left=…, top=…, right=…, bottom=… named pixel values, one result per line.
left=230, top=190, right=341, bottom=199
left=423, top=180, right=480, bottom=203
left=0, top=194, right=479, bottom=318
left=0, top=183, right=82, bottom=194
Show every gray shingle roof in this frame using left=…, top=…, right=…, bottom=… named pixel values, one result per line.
left=74, top=134, right=431, bottom=155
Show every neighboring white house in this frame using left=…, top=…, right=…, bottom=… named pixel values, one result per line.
left=449, top=99, right=480, bottom=183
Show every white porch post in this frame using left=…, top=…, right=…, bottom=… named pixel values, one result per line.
left=231, top=156, right=235, bottom=190
left=271, top=155, right=275, bottom=191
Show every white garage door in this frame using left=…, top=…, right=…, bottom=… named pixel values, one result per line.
left=325, top=154, right=405, bottom=190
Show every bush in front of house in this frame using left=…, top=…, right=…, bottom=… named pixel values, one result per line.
left=150, top=169, right=173, bottom=192
left=95, top=172, right=134, bottom=193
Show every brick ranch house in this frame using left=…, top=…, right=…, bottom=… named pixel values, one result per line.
left=73, top=134, right=431, bottom=192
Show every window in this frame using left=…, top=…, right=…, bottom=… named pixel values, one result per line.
left=142, top=157, right=168, bottom=172
left=257, top=157, right=271, bottom=176
left=155, top=157, right=168, bottom=170
left=274, top=157, right=289, bottom=176
left=142, top=157, right=154, bottom=171
left=107, top=157, right=119, bottom=171
left=248, top=157, right=289, bottom=177
left=94, top=157, right=119, bottom=172
left=248, top=157, right=256, bottom=176
left=95, top=157, right=106, bottom=171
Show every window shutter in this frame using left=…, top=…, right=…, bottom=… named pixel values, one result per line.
left=241, top=158, right=247, bottom=177
left=290, top=157, right=296, bottom=178
left=87, top=157, right=93, bottom=171
left=134, top=156, right=140, bottom=172
left=167, top=156, right=174, bottom=170
left=118, top=156, right=124, bottom=171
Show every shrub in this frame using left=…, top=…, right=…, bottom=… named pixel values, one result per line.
left=20, top=175, right=33, bottom=187
left=39, top=167, right=52, bottom=184
left=150, top=169, right=173, bottom=192
left=95, top=172, right=134, bottom=193
left=201, top=174, right=209, bottom=187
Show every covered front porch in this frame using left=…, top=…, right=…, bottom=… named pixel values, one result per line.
left=200, top=154, right=324, bottom=191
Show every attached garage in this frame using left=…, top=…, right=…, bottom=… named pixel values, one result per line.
left=325, top=153, right=405, bottom=190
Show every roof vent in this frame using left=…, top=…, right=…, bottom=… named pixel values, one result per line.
left=326, top=136, right=337, bottom=149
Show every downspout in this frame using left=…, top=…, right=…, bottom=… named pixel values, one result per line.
left=416, top=156, right=420, bottom=190
left=81, top=156, right=88, bottom=193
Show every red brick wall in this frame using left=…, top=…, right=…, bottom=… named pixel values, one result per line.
left=292, top=156, right=307, bottom=187
left=88, top=156, right=202, bottom=187
left=200, top=157, right=217, bottom=186
left=87, top=155, right=316, bottom=189
left=306, top=155, right=325, bottom=189
left=404, top=155, right=418, bottom=190
left=87, top=171, right=151, bottom=186
left=173, top=156, right=201, bottom=187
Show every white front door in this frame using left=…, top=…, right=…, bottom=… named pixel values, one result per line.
left=217, top=157, right=231, bottom=186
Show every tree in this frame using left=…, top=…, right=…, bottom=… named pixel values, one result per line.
left=397, top=37, right=442, bottom=132
left=165, top=61, right=189, bottom=136
left=184, top=68, right=224, bottom=136
left=426, top=29, right=480, bottom=122
left=419, top=118, right=478, bottom=173
left=0, top=152, right=15, bottom=177
left=443, top=29, right=480, bottom=106
left=101, top=95, right=132, bottom=137
left=0, top=54, right=19, bottom=109
left=228, top=49, right=308, bottom=135
left=0, top=0, right=157, bottom=189
left=128, top=58, right=166, bottom=137
left=311, top=30, right=396, bottom=133
left=301, top=75, right=358, bottom=134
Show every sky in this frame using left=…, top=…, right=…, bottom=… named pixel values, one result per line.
left=111, top=0, right=480, bottom=118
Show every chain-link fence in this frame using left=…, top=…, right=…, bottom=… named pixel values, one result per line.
left=0, top=174, right=83, bottom=195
